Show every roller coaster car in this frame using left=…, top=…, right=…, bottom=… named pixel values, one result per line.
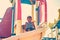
left=0, top=7, right=12, bottom=38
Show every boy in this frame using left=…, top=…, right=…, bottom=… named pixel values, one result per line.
left=25, top=16, right=35, bottom=31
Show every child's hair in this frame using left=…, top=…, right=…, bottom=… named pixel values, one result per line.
left=27, top=16, right=32, bottom=19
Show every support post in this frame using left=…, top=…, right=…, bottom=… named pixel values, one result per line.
left=16, top=0, right=23, bottom=35
left=11, top=0, right=15, bottom=35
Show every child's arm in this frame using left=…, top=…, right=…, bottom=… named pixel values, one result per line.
left=32, top=22, right=35, bottom=29
left=24, top=22, right=27, bottom=30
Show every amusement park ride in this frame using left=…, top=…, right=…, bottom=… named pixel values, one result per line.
left=0, top=0, right=60, bottom=40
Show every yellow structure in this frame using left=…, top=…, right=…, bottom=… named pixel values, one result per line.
left=58, top=9, right=60, bottom=20
left=32, top=4, right=34, bottom=21
left=15, top=0, right=23, bottom=35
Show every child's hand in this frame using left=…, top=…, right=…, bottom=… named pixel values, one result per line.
left=32, top=20, right=35, bottom=23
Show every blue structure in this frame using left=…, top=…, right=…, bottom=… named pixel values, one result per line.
left=21, top=0, right=31, bottom=4
left=11, top=7, right=15, bottom=35
left=53, top=20, right=60, bottom=29
left=11, top=2, right=16, bottom=35
left=21, top=0, right=36, bottom=5
left=42, top=37, right=56, bottom=40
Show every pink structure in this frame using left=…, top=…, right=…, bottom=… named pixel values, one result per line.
left=17, top=0, right=22, bottom=20
left=0, top=7, right=12, bottom=38
left=37, top=0, right=47, bottom=22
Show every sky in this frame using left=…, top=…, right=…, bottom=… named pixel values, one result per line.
left=0, top=0, right=12, bottom=18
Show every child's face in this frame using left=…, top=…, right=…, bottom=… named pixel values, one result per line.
left=27, top=18, right=32, bottom=22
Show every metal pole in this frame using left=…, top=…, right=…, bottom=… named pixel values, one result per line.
left=58, top=9, right=60, bottom=20
left=11, top=0, right=15, bottom=34
left=30, top=0, right=35, bottom=21
left=32, top=4, right=34, bottom=21
left=36, top=1, right=39, bottom=25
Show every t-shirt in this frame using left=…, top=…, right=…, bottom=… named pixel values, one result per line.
left=25, top=22, right=34, bottom=29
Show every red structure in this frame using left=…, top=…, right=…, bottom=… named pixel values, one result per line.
left=0, top=7, right=12, bottom=38
left=17, top=0, right=22, bottom=20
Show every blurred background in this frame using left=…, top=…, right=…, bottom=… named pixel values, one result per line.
left=0, top=0, right=60, bottom=37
